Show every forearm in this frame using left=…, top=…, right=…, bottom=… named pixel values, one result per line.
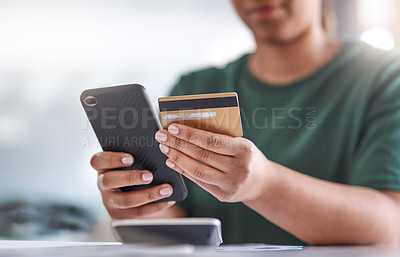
left=244, top=161, right=400, bottom=246
left=153, top=123, right=400, bottom=245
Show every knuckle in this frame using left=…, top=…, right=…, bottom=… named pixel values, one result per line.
left=173, top=138, right=182, bottom=149
left=196, top=148, right=210, bottom=161
left=206, top=135, right=221, bottom=148
left=185, top=130, right=194, bottom=141
left=104, top=194, right=117, bottom=208
left=124, top=171, right=137, bottom=185
left=245, top=145, right=254, bottom=155
left=146, top=189, right=157, bottom=202
left=171, top=152, right=179, bottom=163
left=99, top=174, right=108, bottom=189
left=192, top=166, right=205, bottom=180
left=90, top=152, right=101, bottom=169
left=240, top=140, right=255, bottom=155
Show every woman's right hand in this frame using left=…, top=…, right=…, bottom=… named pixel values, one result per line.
left=90, top=151, right=176, bottom=219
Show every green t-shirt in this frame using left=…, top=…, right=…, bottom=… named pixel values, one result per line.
left=170, top=41, right=400, bottom=245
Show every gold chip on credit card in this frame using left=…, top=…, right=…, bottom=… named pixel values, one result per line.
left=158, top=92, right=243, bottom=137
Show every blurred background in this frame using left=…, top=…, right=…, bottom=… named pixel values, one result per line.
left=0, top=0, right=399, bottom=241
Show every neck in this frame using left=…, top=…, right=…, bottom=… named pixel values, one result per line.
left=249, top=27, right=340, bottom=85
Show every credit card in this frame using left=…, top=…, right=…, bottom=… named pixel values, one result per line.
left=158, top=92, right=243, bottom=137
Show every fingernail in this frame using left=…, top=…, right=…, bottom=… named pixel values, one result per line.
left=159, top=144, right=169, bottom=153
left=142, top=172, right=153, bottom=182
left=155, top=132, right=167, bottom=142
left=168, top=125, right=179, bottom=135
left=122, top=156, right=133, bottom=165
left=166, top=201, right=175, bottom=206
left=160, top=187, right=172, bottom=196
left=166, top=159, right=175, bottom=168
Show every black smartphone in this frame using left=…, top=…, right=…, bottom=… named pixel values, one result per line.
left=80, top=84, right=187, bottom=202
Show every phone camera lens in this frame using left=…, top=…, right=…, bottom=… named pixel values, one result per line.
left=84, top=96, right=97, bottom=106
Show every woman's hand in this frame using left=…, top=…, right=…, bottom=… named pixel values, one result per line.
left=90, top=152, right=176, bottom=219
left=155, top=124, right=274, bottom=203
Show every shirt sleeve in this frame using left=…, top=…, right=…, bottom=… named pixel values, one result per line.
left=169, top=76, right=186, bottom=96
left=346, top=57, right=400, bottom=192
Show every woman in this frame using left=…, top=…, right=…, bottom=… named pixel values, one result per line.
left=90, top=0, right=400, bottom=245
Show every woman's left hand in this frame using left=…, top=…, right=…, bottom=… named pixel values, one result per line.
left=155, top=123, right=275, bottom=203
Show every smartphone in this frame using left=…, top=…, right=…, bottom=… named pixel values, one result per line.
left=80, top=84, right=187, bottom=202
left=112, top=218, right=222, bottom=247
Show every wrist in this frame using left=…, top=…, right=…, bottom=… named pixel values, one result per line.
left=245, top=158, right=282, bottom=205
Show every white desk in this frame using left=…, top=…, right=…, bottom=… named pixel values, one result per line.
left=0, top=240, right=399, bottom=256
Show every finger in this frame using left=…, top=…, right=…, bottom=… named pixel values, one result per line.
left=90, top=152, right=134, bottom=172
left=156, top=133, right=234, bottom=170
left=170, top=162, right=223, bottom=195
left=105, top=184, right=173, bottom=209
left=109, top=201, right=175, bottom=220
left=161, top=146, right=224, bottom=185
left=156, top=123, right=242, bottom=155
left=98, top=170, right=153, bottom=190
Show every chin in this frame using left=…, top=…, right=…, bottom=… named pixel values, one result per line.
left=252, top=23, right=311, bottom=46
left=254, top=30, right=296, bottom=45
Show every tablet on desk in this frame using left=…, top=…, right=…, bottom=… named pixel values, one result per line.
left=112, top=218, right=222, bottom=247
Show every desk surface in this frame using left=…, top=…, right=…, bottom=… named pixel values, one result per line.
left=0, top=240, right=399, bottom=257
